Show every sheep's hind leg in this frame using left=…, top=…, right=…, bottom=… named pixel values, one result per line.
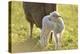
left=40, top=28, right=50, bottom=48
left=30, top=22, right=33, bottom=38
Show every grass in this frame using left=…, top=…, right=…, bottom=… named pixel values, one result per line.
left=10, top=1, right=78, bottom=52
left=57, top=4, right=78, bottom=49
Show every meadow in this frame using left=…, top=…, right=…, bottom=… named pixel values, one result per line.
left=10, top=1, right=78, bottom=53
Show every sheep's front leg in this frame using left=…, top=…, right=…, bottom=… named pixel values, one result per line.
left=53, top=32, right=59, bottom=50
left=58, top=33, right=62, bottom=49
left=53, top=33, right=62, bottom=50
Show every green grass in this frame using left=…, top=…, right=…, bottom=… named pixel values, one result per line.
left=10, top=1, right=78, bottom=52
left=57, top=4, right=78, bottom=49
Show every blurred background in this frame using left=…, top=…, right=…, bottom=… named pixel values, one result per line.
left=9, top=1, right=78, bottom=53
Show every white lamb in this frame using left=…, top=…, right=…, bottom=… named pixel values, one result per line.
left=39, top=11, right=64, bottom=49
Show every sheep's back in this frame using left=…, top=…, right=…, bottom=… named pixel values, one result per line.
left=23, top=2, right=56, bottom=28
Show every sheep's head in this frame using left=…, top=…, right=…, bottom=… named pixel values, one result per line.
left=50, top=11, right=61, bottom=19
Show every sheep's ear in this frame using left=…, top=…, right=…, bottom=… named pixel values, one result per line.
left=50, top=12, right=53, bottom=15
left=53, top=11, right=56, bottom=12
left=50, top=12, right=52, bottom=15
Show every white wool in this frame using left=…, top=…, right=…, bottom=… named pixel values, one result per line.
left=50, top=11, right=61, bottom=17
left=39, top=11, right=64, bottom=49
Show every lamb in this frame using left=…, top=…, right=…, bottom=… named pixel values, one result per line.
left=39, top=11, right=64, bottom=49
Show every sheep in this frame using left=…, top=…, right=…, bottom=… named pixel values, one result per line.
left=23, top=2, right=56, bottom=38
left=39, top=11, right=64, bottom=49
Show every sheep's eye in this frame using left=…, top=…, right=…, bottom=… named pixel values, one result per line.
left=53, top=15, right=56, bottom=17
left=53, top=15, right=58, bottom=17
